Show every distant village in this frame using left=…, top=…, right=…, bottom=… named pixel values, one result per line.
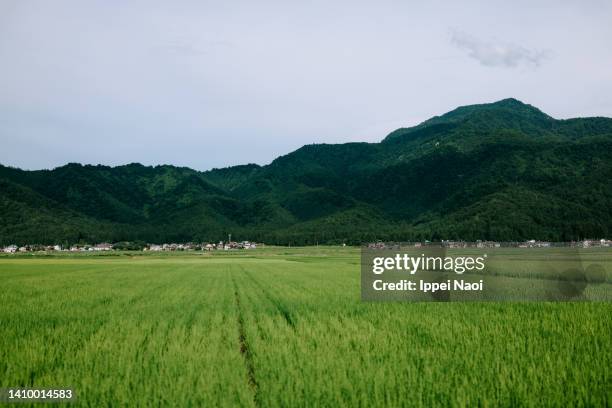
left=367, top=239, right=612, bottom=250
left=2, top=239, right=611, bottom=254
left=1, top=240, right=259, bottom=254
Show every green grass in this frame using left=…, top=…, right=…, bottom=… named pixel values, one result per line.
left=0, top=247, right=610, bottom=406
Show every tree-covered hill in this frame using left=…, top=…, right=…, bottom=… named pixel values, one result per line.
left=1, top=98, right=611, bottom=245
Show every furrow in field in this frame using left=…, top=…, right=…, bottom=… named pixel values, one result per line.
left=240, top=265, right=296, bottom=329
left=232, top=275, right=260, bottom=408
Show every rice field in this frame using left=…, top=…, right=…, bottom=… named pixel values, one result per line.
left=0, top=247, right=610, bottom=406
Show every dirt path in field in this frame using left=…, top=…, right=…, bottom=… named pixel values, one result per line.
left=232, top=277, right=260, bottom=407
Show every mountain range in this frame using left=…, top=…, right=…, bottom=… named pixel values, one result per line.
left=1, top=98, right=611, bottom=245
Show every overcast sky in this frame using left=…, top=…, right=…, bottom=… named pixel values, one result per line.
left=1, top=0, right=611, bottom=171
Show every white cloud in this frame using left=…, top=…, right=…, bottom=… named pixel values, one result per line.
left=451, top=30, right=551, bottom=68
left=1, top=1, right=610, bottom=171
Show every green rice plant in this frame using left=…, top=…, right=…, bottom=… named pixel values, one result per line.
left=0, top=248, right=610, bottom=406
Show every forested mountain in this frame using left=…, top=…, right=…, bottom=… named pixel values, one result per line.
left=1, top=98, right=611, bottom=245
